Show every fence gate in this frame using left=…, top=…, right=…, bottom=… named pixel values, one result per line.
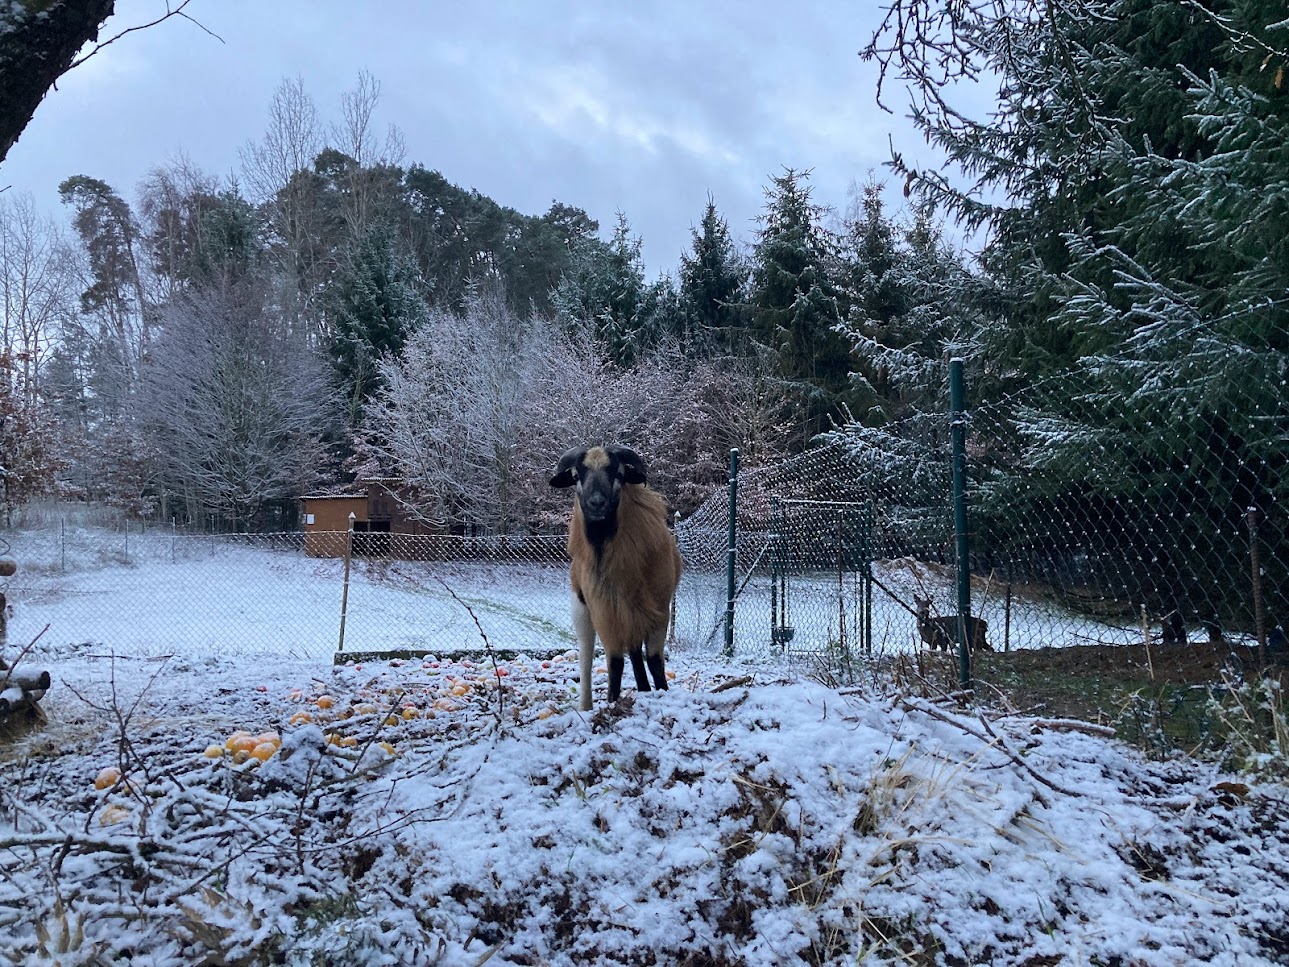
left=770, top=498, right=874, bottom=670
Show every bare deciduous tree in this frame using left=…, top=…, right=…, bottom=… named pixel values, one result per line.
left=368, top=292, right=797, bottom=530
left=139, top=280, right=335, bottom=526
left=0, top=193, right=76, bottom=401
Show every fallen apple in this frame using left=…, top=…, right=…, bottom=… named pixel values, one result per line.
left=98, top=804, right=130, bottom=826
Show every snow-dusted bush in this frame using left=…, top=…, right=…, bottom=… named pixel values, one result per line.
left=365, top=292, right=795, bottom=530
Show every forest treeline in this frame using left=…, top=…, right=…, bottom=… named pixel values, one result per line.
left=1, top=0, right=1287, bottom=633
left=0, top=68, right=976, bottom=531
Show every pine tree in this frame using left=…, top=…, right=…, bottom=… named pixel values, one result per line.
left=552, top=212, right=665, bottom=366
left=864, top=0, right=1289, bottom=634
left=835, top=187, right=985, bottom=421
left=58, top=175, right=150, bottom=386
left=329, top=226, right=430, bottom=428
left=748, top=169, right=851, bottom=439
left=677, top=197, right=748, bottom=355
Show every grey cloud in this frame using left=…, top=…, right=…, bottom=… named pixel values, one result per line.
left=1, top=0, right=929, bottom=274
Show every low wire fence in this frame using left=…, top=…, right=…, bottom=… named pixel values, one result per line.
left=0, top=522, right=738, bottom=664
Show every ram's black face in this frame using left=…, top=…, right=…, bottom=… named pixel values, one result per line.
left=549, top=445, right=647, bottom=524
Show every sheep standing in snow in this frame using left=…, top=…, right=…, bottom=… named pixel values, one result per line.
left=550, top=444, right=682, bottom=711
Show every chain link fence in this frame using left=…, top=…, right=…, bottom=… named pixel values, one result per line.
left=0, top=513, right=723, bottom=664
left=966, top=359, right=1287, bottom=657
left=689, top=349, right=1287, bottom=676
left=3, top=340, right=1284, bottom=674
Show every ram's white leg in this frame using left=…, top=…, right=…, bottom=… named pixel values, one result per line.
left=573, top=592, right=596, bottom=711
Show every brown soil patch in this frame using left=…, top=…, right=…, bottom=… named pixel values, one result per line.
left=982, top=640, right=1286, bottom=686
left=904, top=640, right=1288, bottom=728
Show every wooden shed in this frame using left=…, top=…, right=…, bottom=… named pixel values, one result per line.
left=301, top=494, right=367, bottom=557
left=300, top=480, right=438, bottom=557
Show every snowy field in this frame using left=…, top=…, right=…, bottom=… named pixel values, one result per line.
left=2, top=526, right=1285, bottom=964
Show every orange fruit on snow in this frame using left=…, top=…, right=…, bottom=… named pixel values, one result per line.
left=94, top=766, right=122, bottom=790
left=251, top=742, right=278, bottom=762
left=203, top=745, right=224, bottom=759
left=401, top=707, right=420, bottom=720
left=384, top=714, right=400, bottom=726
left=289, top=711, right=313, bottom=726
left=228, top=736, right=260, bottom=756
left=433, top=697, right=458, bottom=711
left=316, top=695, right=336, bottom=710
left=450, top=683, right=471, bottom=697
left=355, top=703, right=378, bottom=715
left=224, top=730, right=252, bottom=751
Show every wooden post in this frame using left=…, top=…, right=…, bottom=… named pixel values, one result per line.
left=1003, top=582, right=1013, bottom=652
left=338, top=512, right=356, bottom=654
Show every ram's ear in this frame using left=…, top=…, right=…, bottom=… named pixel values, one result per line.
left=549, top=447, right=585, bottom=488
left=609, top=444, right=647, bottom=485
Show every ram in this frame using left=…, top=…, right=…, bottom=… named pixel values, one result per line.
left=550, top=444, right=682, bottom=711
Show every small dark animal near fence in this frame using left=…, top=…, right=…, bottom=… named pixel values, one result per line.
left=914, top=595, right=991, bottom=653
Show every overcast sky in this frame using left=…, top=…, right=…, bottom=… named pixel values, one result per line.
left=1, top=0, right=949, bottom=276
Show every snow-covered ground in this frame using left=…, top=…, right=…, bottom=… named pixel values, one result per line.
left=1, top=648, right=1286, bottom=965
left=2, top=525, right=1284, bottom=964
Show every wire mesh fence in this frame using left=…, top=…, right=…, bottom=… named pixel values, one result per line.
left=2, top=341, right=1284, bottom=676
left=0, top=520, right=723, bottom=664
left=966, top=358, right=1287, bottom=658
left=690, top=346, right=1287, bottom=675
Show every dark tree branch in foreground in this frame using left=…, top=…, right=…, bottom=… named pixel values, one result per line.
left=0, top=1, right=218, bottom=166
left=0, top=0, right=116, bottom=164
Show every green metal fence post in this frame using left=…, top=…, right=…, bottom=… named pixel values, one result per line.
left=724, top=448, right=740, bottom=658
left=864, top=500, right=874, bottom=656
left=769, top=496, right=780, bottom=650
left=950, top=358, right=973, bottom=692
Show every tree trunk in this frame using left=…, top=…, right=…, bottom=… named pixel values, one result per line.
left=0, top=0, right=116, bottom=164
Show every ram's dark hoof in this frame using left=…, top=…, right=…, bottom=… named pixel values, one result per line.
left=646, top=653, right=668, bottom=691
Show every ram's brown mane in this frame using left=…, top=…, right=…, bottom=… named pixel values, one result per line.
left=567, top=483, right=680, bottom=656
